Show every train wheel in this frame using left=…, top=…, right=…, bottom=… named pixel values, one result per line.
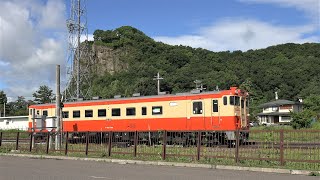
left=227, top=140, right=236, bottom=148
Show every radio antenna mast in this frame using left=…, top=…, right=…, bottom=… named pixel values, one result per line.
left=65, top=0, right=92, bottom=100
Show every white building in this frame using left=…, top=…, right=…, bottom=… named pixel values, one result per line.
left=0, top=116, right=29, bottom=130
left=257, top=99, right=303, bottom=125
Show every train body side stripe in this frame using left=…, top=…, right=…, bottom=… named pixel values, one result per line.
left=60, top=116, right=237, bottom=132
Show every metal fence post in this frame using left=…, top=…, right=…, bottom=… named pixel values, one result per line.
left=65, top=132, right=69, bottom=155
left=46, top=132, right=50, bottom=154
left=235, top=130, right=240, bottom=164
left=0, top=132, right=2, bottom=147
left=15, top=132, right=20, bottom=150
left=162, top=131, right=167, bottom=160
left=134, top=131, right=138, bottom=157
left=29, top=132, right=33, bottom=152
left=197, top=131, right=201, bottom=161
left=280, top=129, right=284, bottom=166
left=108, top=131, right=113, bottom=157
left=85, top=131, right=89, bottom=156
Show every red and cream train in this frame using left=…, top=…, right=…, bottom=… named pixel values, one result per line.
left=28, top=87, right=249, bottom=145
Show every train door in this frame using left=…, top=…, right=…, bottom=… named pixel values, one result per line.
left=186, top=101, right=191, bottom=130
left=105, top=105, right=114, bottom=130
left=211, top=99, right=220, bottom=128
left=189, top=100, right=205, bottom=130
left=240, top=97, right=247, bottom=128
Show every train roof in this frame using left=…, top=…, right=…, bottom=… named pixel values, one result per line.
left=29, top=87, right=242, bottom=108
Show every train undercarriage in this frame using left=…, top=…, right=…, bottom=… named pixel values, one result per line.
left=67, top=131, right=249, bottom=148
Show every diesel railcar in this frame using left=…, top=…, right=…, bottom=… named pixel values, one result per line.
left=28, top=87, right=249, bottom=146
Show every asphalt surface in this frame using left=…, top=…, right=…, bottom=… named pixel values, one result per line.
left=0, top=156, right=318, bottom=180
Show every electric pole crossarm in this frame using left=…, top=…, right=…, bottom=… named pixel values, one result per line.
left=153, top=72, right=163, bottom=95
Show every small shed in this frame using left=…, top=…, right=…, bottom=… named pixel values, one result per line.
left=0, top=116, right=29, bottom=130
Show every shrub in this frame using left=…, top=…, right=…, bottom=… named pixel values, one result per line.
left=290, top=110, right=315, bottom=129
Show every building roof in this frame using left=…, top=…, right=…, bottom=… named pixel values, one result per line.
left=257, top=112, right=291, bottom=116
left=0, top=116, right=28, bottom=119
left=258, top=99, right=299, bottom=108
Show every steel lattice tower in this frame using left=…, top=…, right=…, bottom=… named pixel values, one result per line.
left=65, top=0, right=92, bottom=100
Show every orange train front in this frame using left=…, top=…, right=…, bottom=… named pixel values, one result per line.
left=28, top=87, right=249, bottom=140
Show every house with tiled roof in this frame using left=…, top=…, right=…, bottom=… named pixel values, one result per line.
left=257, top=93, right=303, bottom=125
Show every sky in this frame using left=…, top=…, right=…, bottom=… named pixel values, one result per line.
left=0, top=0, right=319, bottom=100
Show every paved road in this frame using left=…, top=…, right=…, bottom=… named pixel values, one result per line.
left=0, top=156, right=318, bottom=180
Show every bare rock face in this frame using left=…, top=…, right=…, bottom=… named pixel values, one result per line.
left=91, top=44, right=128, bottom=75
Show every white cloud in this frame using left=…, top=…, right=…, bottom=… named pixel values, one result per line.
left=154, top=19, right=318, bottom=52
left=80, top=34, right=94, bottom=42
left=0, top=0, right=66, bottom=98
left=239, top=0, right=320, bottom=18
left=39, top=0, right=66, bottom=29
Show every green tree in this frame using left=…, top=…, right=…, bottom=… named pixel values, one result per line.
left=303, top=94, right=320, bottom=113
left=32, top=85, right=54, bottom=104
left=0, top=90, right=7, bottom=116
left=291, top=109, right=315, bottom=129
left=7, top=96, right=30, bottom=116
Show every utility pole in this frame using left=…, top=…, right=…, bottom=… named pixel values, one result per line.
left=55, top=65, right=61, bottom=150
left=153, top=72, right=163, bottom=95
left=194, top=80, right=206, bottom=92
left=3, top=102, right=5, bottom=117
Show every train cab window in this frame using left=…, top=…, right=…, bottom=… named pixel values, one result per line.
left=193, top=102, right=203, bottom=114
left=230, top=96, right=235, bottom=105
left=223, top=97, right=227, bottom=105
left=85, top=110, right=93, bottom=117
left=213, top=100, right=218, bottom=112
left=43, top=110, right=48, bottom=116
left=112, top=108, right=121, bottom=116
left=142, top=107, right=147, bottom=115
left=235, top=96, right=240, bottom=106
left=152, top=106, right=163, bottom=115
left=230, top=96, right=240, bottom=106
left=126, top=107, right=136, bottom=116
left=73, top=110, right=80, bottom=118
left=62, top=111, right=69, bottom=118
left=98, top=109, right=106, bottom=117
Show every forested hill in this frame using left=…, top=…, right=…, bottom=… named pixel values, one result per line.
left=87, top=26, right=320, bottom=115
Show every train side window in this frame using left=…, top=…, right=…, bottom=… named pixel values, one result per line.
left=223, top=96, right=227, bottom=105
left=43, top=110, right=48, bottom=116
left=152, top=106, right=162, bottom=115
left=193, top=101, right=203, bottom=114
left=62, top=111, right=69, bottom=118
left=112, top=108, right=121, bottom=116
left=213, top=100, right=218, bottom=112
left=73, top=110, right=80, bottom=118
left=29, top=109, right=32, bottom=115
left=142, top=107, right=147, bottom=115
left=85, top=110, right=93, bottom=117
left=241, top=100, right=244, bottom=108
left=126, top=107, right=136, bottom=116
left=230, top=96, right=235, bottom=105
left=37, top=110, right=40, bottom=115
left=98, top=109, right=106, bottom=117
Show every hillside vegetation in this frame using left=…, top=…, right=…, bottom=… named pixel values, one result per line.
left=85, top=26, right=320, bottom=119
